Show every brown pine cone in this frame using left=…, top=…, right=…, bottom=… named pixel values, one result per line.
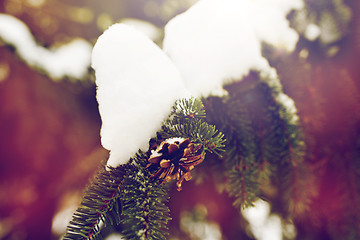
left=147, top=137, right=204, bottom=191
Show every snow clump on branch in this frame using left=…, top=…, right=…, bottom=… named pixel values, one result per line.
left=163, top=0, right=303, bottom=97
left=92, top=24, right=188, bottom=168
left=92, top=0, right=304, bottom=168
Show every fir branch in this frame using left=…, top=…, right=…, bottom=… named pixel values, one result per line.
left=162, top=98, right=225, bottom=156
left=64, top=154, right=172, bottom=240
left=172, top=97, right=206, bottom=119
left=120, top=152, right=171, bottom=240
left=171, top=119, right=225, bottom=155
left=220, top=97, right=261, bottom=206
left=204, top=87, right=266, bottom=207
left=258, top=81, right=310, bottom=215
left=64, top=97, right=223, bottom=239
left=227, top=165, right=259, bottom=208
left=257, top=82, right=298, bottom=165
left=226, top=97, right=257, bottom=167
left=64, top=165, right=128, bottom=240
left=203, top=76, right=307, bottom=210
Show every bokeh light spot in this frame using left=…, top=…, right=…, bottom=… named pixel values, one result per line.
left=283, top=220, right=297, bottom=240
left=5, top=0, right=23, bottom=15
left=305, top=23, right=321, bottom=41
left=25, top=0, right=46, bottom=8
left=0, top=62, right=10, bottom=82
left=180, top=204, right=222, bottom=240
left=299, top=48, right=309, bottom=59
left=96, top=13, right=113, bottom=31
left=68, top=7, right=94, bottom=24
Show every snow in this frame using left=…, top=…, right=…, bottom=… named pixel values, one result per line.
left=0, top=14, right=92, bottom=80
left=276, top=93, right=299, bottom=124
left=163, top=0, right=303, bottom=97
left=92, top=23, right=188, bottom=168
left=105, top=233, right=126, bottom=240
left=181, top=205, right=223, bottom=240
left=242, top=199, right=285, bottom=240
left=164, top=137, right=186, bottom=145
left=51, top=204, right=78, bottom=236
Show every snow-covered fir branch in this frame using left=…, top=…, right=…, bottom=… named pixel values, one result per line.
left=92, top=0, right=304, bottom=168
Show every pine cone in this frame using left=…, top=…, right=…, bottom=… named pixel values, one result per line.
left=147, top=137, right=204, bottom=191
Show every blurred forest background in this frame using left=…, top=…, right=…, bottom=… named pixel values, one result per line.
left=0, top=0, right=360, bottom=239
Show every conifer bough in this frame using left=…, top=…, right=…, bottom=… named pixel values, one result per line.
left=65, top=0, right=308, bottom=238
left=64, top=98, right=225, bottom=239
